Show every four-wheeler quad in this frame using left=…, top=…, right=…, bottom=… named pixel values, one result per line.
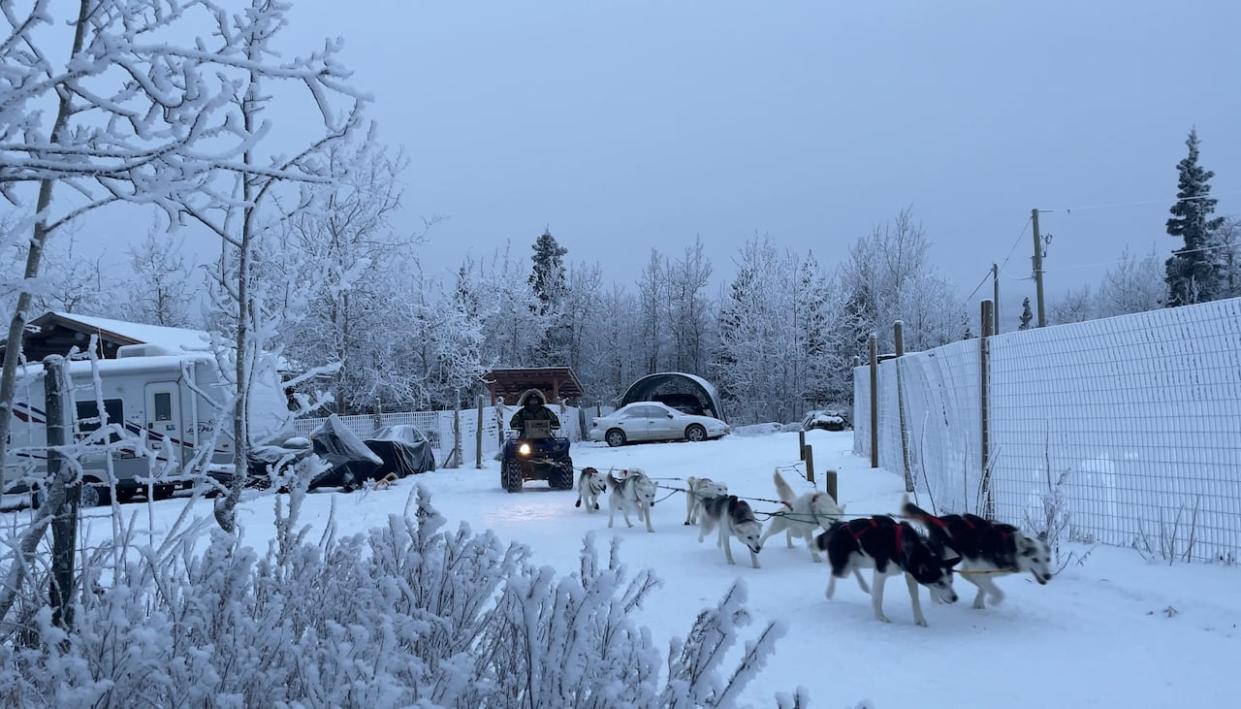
left=500, top=418, right=574, bottom=493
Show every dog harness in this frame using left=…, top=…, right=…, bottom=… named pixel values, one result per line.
left=848, top=519, right=904, bottom=550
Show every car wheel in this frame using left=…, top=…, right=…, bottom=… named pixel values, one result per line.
left=502, top=459, right=524, bottom=492
left=605, top=429, right=627, bottom=448
left=685, top=424, right=707, bottom=442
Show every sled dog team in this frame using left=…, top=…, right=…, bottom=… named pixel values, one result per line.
left=575, top=466, right=1053, bottom=627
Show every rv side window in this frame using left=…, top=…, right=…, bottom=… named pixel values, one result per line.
left=153, top=393, right=172, bottom=422
left=76, top=399, right=124, bottom=443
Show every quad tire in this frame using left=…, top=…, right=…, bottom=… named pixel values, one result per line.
left=548, top=458, right=574, bottom=490
left=502, top=459, right=524, bottom=493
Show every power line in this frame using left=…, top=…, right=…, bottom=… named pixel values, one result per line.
left=1039, top=190, right=1241, bottom=215
left=965, top=216, right=1032, bottom=301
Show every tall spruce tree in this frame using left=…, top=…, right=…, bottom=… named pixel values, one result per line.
left=529, top=228, right=570, bottom=364
left=1165, top=129, right=1224, bottom=306
left=530, top=228, right=568, bottom=311
left=1018, top=297, right=1033, bottom=330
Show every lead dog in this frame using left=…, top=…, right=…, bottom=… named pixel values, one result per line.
left=575, top=467, right=607, bottom=512
left=759, top=470, right=845, bottom=562
left=815, top=516, right=960, bottom=626
left=684, top=476, right=728, bottom=525
left=697, top=494, right=764, bottom=568
left=901, top=496, right=1052, bottom=609
left=607, top=468, right=657, bottom=532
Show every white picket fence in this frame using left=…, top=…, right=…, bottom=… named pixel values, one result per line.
left=854, top=297, right=1241, bottom=563
left=294, top=403, right=609, bottom=464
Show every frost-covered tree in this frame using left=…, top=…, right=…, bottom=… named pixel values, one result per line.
left=120, top=230, right=196, bottom=327
left=477, top=242, right=549, bottom=373
left=637, top=249, right=669, bottom=373
left=1096, top=248, right=1165, bottom=318
left=172, top=0, right=366, bottom=533
left=1210, top=217, right=1241, bottom=299
left=1018, top=297, right=1033, bottom=330
left=530, top=228, right=570, bottom=363
left=1050, top=286, right=1095, bottom=325
left=1165, top=129, right=1225, bottom=307
left=0, top=0, right=322, bottom=488
left=667, top=237, right=714, bottom=373
left=838, top=208, right=965, bottom=357
left=279, top=130, right=411, bottom=414
left=19, top=232, right=110, bottom=317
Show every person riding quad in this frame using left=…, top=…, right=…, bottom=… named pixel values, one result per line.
left=509, top=390, right=560, bottom=435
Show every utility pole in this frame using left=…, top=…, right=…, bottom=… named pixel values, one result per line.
left=991, top=263, right=1000, bottom=334
left=1031, top=208, right=1047, bottom=327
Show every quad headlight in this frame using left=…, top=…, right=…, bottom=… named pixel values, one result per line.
left=518, top=442, right=532, bottom=457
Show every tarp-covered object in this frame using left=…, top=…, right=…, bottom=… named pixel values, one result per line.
left=365, top=425, right=436, bottom=478
left=619, top=372, right=725, bottom=421
left=310, top=415, right=382, bottom=488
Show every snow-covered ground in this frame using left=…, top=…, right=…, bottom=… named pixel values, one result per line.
left=8, top=429, right=1239, bottom=707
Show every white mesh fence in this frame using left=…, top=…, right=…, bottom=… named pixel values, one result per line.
left=855, top=297, right=1241, bottom=563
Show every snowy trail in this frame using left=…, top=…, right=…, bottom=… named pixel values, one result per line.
left=8, top=430, right=1239, bottom=707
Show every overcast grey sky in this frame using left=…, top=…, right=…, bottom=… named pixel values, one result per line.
left=87, top=0, right=1241, bottom=306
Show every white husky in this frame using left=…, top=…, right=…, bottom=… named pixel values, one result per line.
left=683, top=476, right=728, bottom=525
left=575, top=467, right=607, bottom=512
left=607, top=468, right=657, bottom=532
left=759, top=470, right=845, bottom=562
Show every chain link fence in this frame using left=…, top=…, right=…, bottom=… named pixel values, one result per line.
left=855, top=297, right=1241, bottom=563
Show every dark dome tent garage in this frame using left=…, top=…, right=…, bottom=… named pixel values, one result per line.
left=618, top=373, right=725, bottom=421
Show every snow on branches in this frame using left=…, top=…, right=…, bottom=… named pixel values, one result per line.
left=0, top=485, right=803, bottom=708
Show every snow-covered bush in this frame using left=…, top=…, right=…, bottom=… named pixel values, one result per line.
left=0, top=485, right=801, bottom=707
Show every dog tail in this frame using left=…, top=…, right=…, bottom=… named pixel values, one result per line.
left=772, top=469, right=797, bottom=504
left=901, top=494, right=935, bottom=522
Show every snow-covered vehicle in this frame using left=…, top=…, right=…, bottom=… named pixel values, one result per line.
left=6, top=344, right=291, bottom=507
left=800, top=408, right=849, bottom=432
left=589, top=401, right=729, bottom=447
left=501, top=418, right=574, bottom=493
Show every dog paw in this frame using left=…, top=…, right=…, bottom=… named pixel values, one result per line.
left=915, top=618, right=929, bottom=628
left=876, top=615, right=892, bottom=624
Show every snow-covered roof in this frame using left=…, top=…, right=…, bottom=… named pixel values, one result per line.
left=47, top=311, right=212, bottom=353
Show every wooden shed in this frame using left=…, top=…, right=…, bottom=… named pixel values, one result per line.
left=482, top=367, right=584, bottom=406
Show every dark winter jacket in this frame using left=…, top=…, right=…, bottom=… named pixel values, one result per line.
left=509, top=389, right=560, bottom=432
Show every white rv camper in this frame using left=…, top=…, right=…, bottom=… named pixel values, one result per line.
left=5, top=344, right=291, bottom=506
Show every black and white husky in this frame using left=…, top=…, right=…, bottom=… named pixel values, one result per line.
left=697, top=495, right=764, bottom=568
left=684, top=476, right=728, bottom=525
left=759, top=470, right=845, bottom=562
left=901, top=496, right=1053, bottom=609
left=575, top=467, right=607, bottom=512
left=815, top=516, right=960, bottom=626
left=607, top=468, right=657, bottom=532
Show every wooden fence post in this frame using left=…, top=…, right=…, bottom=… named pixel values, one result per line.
left=804, top=445, right=815, bottom=484
left=825, top=470, right=839, bottom=505
left=868, top=333, right=879, bottom=469
left=798, top=429, right=806, bottom=460
left=447, top=395, right=462, bottom=469
left=475, top=394, right=484, bottom=469
left=44, top=355, right=77, bottom=631
left=894, top=320, right=913, bottom=493
left=980, top=299, right=995, bottom=518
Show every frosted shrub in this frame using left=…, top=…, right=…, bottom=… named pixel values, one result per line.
left=0, top=485, right=801, bottom=707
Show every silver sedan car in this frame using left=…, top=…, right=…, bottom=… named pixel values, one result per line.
left=589, top=402, right=730, bottom=447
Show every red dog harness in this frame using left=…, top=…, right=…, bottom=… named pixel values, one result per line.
left=849, top=519, right=904, bottom=550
